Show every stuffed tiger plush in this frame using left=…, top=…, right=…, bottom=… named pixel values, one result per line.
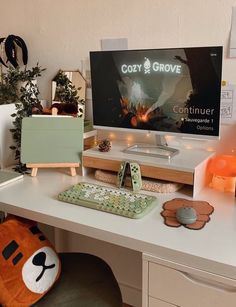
left=0, top=216, right=61, bottom=306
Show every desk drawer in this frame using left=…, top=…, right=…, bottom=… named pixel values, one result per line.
left=149, top=262, right=236, bottom=307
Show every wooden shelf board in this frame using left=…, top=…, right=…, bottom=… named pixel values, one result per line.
left=82, top=156, right=193, bottom=185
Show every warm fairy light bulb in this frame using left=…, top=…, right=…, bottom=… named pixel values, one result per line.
left=165, top=135, right=172, bottom=141
left=184, top=144, right=193, bottom=150
left=206, top=147, right=215, bottom=152
left=127, top=135, right=134, bottom=142
left=109, top=133, right=116, bottom=140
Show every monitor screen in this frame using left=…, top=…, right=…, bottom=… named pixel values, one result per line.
left=90, top=46, right=223, bottom=139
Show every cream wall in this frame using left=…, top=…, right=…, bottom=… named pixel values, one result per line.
left=1, top=0, right=236, bottom=100
left=2, top=1, right=236, bottom=306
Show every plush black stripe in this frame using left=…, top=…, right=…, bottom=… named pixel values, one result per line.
left=2, top=240, right=19, bottom=260
left=12, top=252, right=23, bottom=265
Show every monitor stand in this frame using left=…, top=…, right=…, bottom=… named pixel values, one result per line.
left=123, top=135, right=179, bottom=159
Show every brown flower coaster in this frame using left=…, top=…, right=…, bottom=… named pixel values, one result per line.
left=161, top=198, right=214, bottom=230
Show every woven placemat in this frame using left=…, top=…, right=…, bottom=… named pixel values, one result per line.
left=161, top=198, right=214, bottom=230
left=95, top=169, right=183, bottom=193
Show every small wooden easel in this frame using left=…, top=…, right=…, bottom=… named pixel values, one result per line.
left=27, top=162, right=80, bottom=177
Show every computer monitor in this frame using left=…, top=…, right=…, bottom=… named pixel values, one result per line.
left=90, top=46, right=223, bottom=158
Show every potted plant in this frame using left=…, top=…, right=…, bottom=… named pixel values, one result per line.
left=0, top=35, right=45, bottom=172
left=0, top=35, right=28, bottom=169
left=51, top=70, right=85, bottom=117
left=9, top=65, right=45, bottom=173
left=0, top=34, right=28, bottom=104
left=0, top=72, right=18, bottom=105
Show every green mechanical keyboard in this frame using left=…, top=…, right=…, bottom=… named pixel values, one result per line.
left=58, top=182, right=158, bottom=219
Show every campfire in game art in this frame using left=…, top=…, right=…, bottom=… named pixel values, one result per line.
left=120, top=97, right=151, bottom=127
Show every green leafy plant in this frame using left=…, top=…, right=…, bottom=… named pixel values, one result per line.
left=53, top=70, right=84, bottom=105
left=9, top=64, right=45, bottom=173
left=0, top=65, right=45, bottom=105
left=0, top=67, right=21, bottom=104
left=0, top=35, right=46, bottom=173
left=0, top=34, right=28, bottom=105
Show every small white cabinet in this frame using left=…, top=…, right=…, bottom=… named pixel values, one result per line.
left=143, top=254, right=236, bottom=307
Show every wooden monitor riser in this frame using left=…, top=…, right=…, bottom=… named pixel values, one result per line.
left=82, top=143, right=214, bottom=197
left=83, top=156, right=193, bottom=185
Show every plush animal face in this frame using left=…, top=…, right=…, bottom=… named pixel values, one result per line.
left=0, top=216, right=61, bottom=306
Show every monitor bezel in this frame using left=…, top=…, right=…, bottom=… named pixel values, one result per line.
left=92, top=124, right=221, bottom=141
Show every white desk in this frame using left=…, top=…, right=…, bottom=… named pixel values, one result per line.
left=0, top=170, right=236, bottom=306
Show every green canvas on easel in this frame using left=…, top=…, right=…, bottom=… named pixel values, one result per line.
left=21, top=117, right=84, bottom=164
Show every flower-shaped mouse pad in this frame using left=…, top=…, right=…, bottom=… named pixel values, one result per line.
left=161, top=198, right=214, bottom=230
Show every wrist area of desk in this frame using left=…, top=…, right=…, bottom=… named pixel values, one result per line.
left=0, top=170, right=235, bottom=282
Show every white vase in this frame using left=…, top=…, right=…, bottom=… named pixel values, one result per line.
left=0, top=103, right=17, bottom=169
